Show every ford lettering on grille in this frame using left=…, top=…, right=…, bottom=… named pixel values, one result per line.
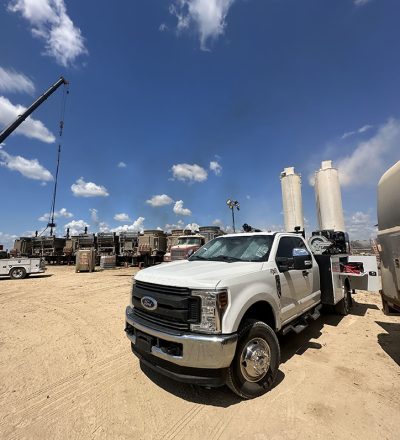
left=141, top=296, right=157, bottom=311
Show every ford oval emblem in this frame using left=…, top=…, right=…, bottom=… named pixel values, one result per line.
left=141, top=296, right=157, bottom=311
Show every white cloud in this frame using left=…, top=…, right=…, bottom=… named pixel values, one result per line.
left=146, top=194, right=174, bottom=207
left=117, top=161, right=127, bottom=168
left=164, top=219, right=185, bottom=232
left=0, top=147, right=53, bottom=181
left=114, top=213, right=131, bottom=222
left=38, top=207, right=72, bottom=222
left=71, top=177, right=109, bottom=197
left=341, top=124, right=373, bottom=139
left=209, top=160, right=222, bottom=176
left=0, top=96, right=55, bottom=143
left=8, top=0, right=88, bottom=67
left=171, top=163, right=208, bottom=182
left=0, top=67, right=35, bottom=94
left=159, top=23, right=168, bottom=32
left=64, top=219, right=89, bottom=236
left=173, top=200, right=192, bottom=216
left=354, top=0, right=372, bottom=6
left=89, top=208, right=99, bottom=223
left=111, top=217, right=145, bottom=233
left=346, top=211, right=377, bottom=240
left=169, top=0, right=235, bottom=51
left=185, top=222, right=200, bottom=232
left=337, top=118, right=400, bottom=187
left=0, top=232, right=18, bottom=250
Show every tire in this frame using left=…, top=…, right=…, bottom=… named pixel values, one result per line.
left=9, top=267, right=27, bottom=280
left=335, top=284, right=352, bottom=315
left=226, top=319, right=280, bottom=399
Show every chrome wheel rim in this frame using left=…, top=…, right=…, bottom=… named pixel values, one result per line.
left=13, top=269, right=24, bottom=278
left=240, top=337, right=271, bottom=382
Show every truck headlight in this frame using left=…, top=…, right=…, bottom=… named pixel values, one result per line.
left=190, top=289, right=228, bottom=334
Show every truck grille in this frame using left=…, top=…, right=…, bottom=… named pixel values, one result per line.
left=171, top=249, right=186, bottom=260
left=132, top=280, right=200, bottom=333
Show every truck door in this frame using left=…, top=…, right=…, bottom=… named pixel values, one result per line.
left=275, top=236, right=319, bottom=322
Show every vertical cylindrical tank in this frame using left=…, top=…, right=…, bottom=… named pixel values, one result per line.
left=314, top=160, right=345, bottom=231
left=280, top=167, right=304, bottom=232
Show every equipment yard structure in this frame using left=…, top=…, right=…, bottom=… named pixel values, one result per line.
left=0, top=266, right=398, bottom=439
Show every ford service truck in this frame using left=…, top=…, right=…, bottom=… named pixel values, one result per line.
left=0, top=257, right=46, bottom=279
left=125, top=232, right=378, bottom=399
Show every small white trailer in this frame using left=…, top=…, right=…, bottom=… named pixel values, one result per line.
left=0, top=258, right=46, bottom=279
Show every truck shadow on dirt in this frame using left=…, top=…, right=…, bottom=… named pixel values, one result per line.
left=375, top=321, right=400, bottom=366
left=139, top=300, right=378, bottom=406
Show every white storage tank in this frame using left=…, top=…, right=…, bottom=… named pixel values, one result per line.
left=280, top=167, right=304, bottom=232
left=314, top=160, right=345, bottom=231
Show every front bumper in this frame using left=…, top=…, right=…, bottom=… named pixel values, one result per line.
left=125, top=306, right=237, bottom=370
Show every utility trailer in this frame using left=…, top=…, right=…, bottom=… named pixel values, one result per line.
left=118, top=232, right=139, bottom=265
left=97, top=232, right=119, bottom=256
left=137, top=230, right=167, bottom=266
left=0, top=258, right=46, bottom=279
left=31, top=236, right=66, bottom=264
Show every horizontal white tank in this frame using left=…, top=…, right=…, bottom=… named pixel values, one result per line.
left=314, top=160, right=345, bottom=231
left=280, top=167, right=304, bottom=232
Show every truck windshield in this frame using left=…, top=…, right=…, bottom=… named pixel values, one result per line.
left=189, top=235, right=273, bottom=263
left=177, top=237, right=202, bottom=246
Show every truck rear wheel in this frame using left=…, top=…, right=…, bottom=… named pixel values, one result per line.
left=9, top=267, right=27, bottom=280
left=335, top=284, right=352, bottom=315
left=226, top=319, right=280, bottom=399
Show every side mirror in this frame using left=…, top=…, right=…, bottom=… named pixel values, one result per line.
left=292, top=248, right=312, bottom=270
left=276, top=257, right=291, bottom=272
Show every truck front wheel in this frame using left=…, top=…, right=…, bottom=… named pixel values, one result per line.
left=226, top=320, right=280, bottom=399
left=9, top=267, right=27, bottom=280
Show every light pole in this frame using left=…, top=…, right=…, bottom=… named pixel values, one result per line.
left=226, top=199, right=240, bottom=233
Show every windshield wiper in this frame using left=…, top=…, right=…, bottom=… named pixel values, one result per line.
left=207, top=255, right=243, bottom=263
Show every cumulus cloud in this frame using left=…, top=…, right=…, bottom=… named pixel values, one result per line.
left=111, top=217, right=145, bottom=233
left=346, top=211, right=377, bottom=240
left=171, top=163, right=207, bottom=182
left=117, top=161, right=127, bottom=168
left=64, top=219, right=89, bottom=236
left=169, top=0, right=235, bottom=50
left=337, top=118, right=400, bottom=187
left=0, top=147, right=53, bottom=181
left=0, top=67, right=35, bottom=94
left=341, top=124, right=373, bottom=139
left=8, top=0, right=88, bottom=67
left=0, top=232, right=18, bottom=250
left=0, top=96, right=55, bottom=143
left=146, top=194, right=174, bottom=207
left=209, top=160, right=222, bottom=175
left=173, top=200, right=192, bottom=216
left=38, top=207, right=72, bottom=222
left=114, top=213, right=131, bottom=222
left=71, top=177, right=109, bottom=197
left=185, top=222, right=200, bottom=232
left=164, top=219, right=185, bottom=232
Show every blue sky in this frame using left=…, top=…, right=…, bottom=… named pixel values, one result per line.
left=0, top=0, right=399, bottom=249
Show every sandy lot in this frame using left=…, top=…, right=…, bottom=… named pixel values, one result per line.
left=0, top=266, right=399, bottom=440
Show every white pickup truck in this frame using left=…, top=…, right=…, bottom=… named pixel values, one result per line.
left=0, top=257, right=46, bottom=279
left=125, top=232, right=378, bottom=399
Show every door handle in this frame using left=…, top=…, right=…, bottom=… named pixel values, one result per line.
left=302, top=270, right=309, bottom=277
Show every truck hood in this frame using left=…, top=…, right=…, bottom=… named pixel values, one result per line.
left=134, top=260, right=263, bottom=289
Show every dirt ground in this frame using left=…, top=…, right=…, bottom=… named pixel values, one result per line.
left=0, top=266, right=399, bottom=440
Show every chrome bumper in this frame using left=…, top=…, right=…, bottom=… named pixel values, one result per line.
left=125, top=306, right=237, bottom=369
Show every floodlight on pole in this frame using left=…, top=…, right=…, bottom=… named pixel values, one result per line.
left=226, top=199, right=240, bottom=233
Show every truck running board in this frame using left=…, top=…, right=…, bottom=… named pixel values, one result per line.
left=281, top=305, right=322, bottom=336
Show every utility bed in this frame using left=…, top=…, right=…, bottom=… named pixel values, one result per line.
left=0, top=258, right=46, bottom=279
